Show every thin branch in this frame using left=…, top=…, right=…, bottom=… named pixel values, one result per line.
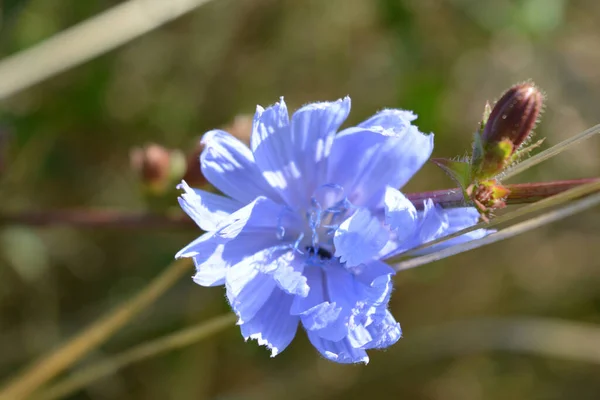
left=394, top=179, right=600, bottom=259
left=31, top=314, right=236, bottom=400
left=0, top=0, right=216, bottom=100
left=392, top=190, right=600, bottom=272
left=0, top=209, right=194, bottom=229
left=0, top=259, right=192, bottom=400
left=1, top=178, right=597, bottom=229
left=502, top=123, right=600, bottom=180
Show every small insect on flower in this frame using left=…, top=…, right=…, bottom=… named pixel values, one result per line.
left=176, top=97, right=489, bottom=364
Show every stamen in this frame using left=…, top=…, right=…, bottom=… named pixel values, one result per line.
left=306, top=183, right=357, bottom=256
left=293, top=233, right=305, bottom=254
left=276, top=226, right=285, bottom=240
left=275, top=205, right=296, bottom=241
left=305, top=246, right=333, bottom=260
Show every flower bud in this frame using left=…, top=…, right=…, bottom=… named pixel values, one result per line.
left=182, top=144, right=207, bottom=187
left=482, top=82, right=543, bottom=150
left=183, top=115, right=253, bottom=187
left=472, top=82, right=544, bottom=180
left=130, top=144, right=185, bottom=194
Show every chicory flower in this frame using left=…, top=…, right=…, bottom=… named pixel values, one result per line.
left=176, top=97, right=487, bottom=363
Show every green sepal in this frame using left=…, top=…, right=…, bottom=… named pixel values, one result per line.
left=479, top=101, right=492, bottom=132
left=510, top=138, right=545, bottom=164
left=471, top=131, right=485, bottom=171
left=430, top=158, right=472, bottom=190
left=474, top=139, right=514, bottom=180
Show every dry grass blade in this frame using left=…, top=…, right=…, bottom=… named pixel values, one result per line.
left=0, top=259, right=192, bottom=400
left=502, top=124, right=600, bottom=180
left=391, top=179, right=600, bottom=260
left=32, top=314, right=235, bottom=400
left=402, top=317, right=600, bottom=365
left=0, top=0, right=216, bottom=100
left=393, top=190, right=600, bottom=272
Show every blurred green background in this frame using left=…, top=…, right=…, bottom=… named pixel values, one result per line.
left=1, top=0, right=600, bottom=399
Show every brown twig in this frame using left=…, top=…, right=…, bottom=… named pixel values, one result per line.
left=0, top=178, right=598, bottom=229
left=0, top=210, right=194, bottom=229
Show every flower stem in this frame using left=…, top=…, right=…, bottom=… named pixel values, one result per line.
left=0, top=178, right=598, bottom=229
left=405, top=177, right=600, bottom=210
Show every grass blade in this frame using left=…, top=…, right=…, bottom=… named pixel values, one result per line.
left=0, top=0, right=216, bottom=100
left=0, top=259, right=191, bottom=400
left=32, top=314, right=235, bottom=400
left=503, top=124, right=600, bottom=180
left=391, top=179, right=600, bottom=260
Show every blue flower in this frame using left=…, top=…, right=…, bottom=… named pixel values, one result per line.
left=176, top=97, right=488, bottom=364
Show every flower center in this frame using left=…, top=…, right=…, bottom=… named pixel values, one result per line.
left=302, top=184, right=354, bottom=262
left=305, top=246, right=333, bottom=260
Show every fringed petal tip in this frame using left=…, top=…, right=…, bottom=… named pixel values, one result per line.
left=244, top=332, right=284, bottom=357
left=299, top=95, right=350, bottom=110
left=325, top=351, right=370, bottom=365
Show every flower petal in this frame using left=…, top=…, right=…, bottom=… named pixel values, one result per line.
left=250, top=99, right=290, bottom=151
left=252, top=98, right=351, bottom=209
left=177, top=180, right=242, bottom=232
left=176, top=232, right=228, bottom=286
left=357, top=309, right=402, bottom=350
left=334, top=208, right=389, bottom=268
left=292, top=260, right=395, bottom=345
left=307, top=333, right=369, bottom=364
left=226, top=255, right=277, bottom=324
left=417, top=205, right=490, bottom=252
left=380, top=200, right=491, bottom=259
left=178, top=197, right=301, bottom=288
left=240, top=289, right=299, bottom=357
left=290, top=266, right=345, bottom=340
left=200, top=130, right=281, bottom=204
left=417, top=199, right=449, bottom=243
left=271, top=252, right=309, bottom=297
left=357, top=108, right=417, bottom=131
left=327, top=116, right=433, bottom=206
left=214, top=196, right=300, bottom=241
left=326, top=260, right=394, bottom=320
left=384, top=186, right=417, bottom=242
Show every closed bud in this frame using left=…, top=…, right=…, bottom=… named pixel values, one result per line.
left=472, top=82, right=544, bottom=180
left=182, top=144, right=207, bottom=187
left=183, top=114, right=253, bottom=187
left=130, top=144, right=185, bottom=194
left=482, top=82, right=543, bottom=150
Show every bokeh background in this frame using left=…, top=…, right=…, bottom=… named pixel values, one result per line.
left=1, top=0, right=600, bottom=399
